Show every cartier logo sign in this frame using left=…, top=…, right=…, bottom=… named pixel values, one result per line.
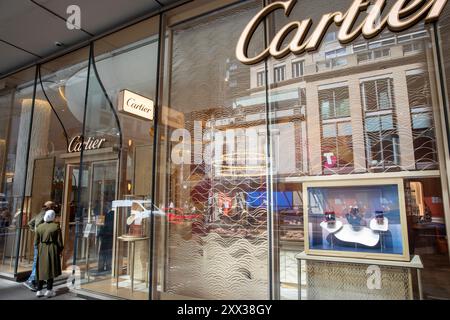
left=236, top=0, right=448, bottom=65
left=118, top=90, right=154, bottom=120
left=68, top=135, right=106, bottom=153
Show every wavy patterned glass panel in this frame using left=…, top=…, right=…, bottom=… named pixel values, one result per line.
left=162, top=1, right=268, bottom=300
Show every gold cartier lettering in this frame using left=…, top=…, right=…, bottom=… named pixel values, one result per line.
left=68, top=135, right=107, bottom=153
left=388, top=0, right=447, bottom=31
left=305, top=12, right=343, bottom=51
left=362, top=0, right=388, bottom=38
left=236, top=0, right=296, bottom=64
left=289, top=19, right=312, bottom=54
left=269, top=21, right=307, bottom=59
left=336, top=0, right=370, bottom=44
left=236, top=0, right=448, bottom=65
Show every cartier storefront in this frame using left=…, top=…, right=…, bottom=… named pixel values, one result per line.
left=1, top=0, right=450, bottom=300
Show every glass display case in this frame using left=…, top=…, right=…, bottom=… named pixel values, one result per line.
left=279, top=207, right=304, bottom=244
left=112, top=197, right=152, bottom=293
left=273, top=191, right=304, bottom=250
left=304, top=179, right=410, bottom=261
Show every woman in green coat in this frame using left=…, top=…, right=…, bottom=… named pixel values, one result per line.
left=34, top=210, right=64, bottom=298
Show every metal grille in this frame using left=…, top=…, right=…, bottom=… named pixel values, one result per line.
left=305, top=260, right=412, bottom=300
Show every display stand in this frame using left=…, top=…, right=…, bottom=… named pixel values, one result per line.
left=296, top=251, right=424, bottom=300
left=112, top=199, right=156, bottom=293
left=116, top=236, right=150, bottom=292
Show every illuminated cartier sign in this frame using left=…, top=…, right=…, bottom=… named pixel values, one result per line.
left=68, top=135, right=106, bottom=153
left=118, top=90, right=154, bottom=120
left=236, top=0, right=448, bottom=65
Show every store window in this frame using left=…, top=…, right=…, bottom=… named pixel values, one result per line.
left=155, top=0, right=268, bottom=300
left=1, top=0, right=450, bottom=301
left=5, top=16, right=160, bottom=300
left=85, top=16, right=160, bottom=300
left=0, top=88, right=17, bottom=275
left=25, top=49, right=91, bottom=277
left=267, top=0, right=449, bottom=300
left=0, top=68, right=36, bottom=276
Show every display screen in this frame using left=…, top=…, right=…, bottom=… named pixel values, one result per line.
left=307, top=184, right=405, bottom=256
left=247, top=191, right=293, bottom=210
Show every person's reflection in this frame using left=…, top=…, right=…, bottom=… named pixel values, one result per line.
left=97, top=203, right=114, bottom=273
left=62, top=201, right=77, bottom=269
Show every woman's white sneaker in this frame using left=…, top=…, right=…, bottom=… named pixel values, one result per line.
left=36, top=290, right=44, bottom=297
left=44, top=290, right=56, bottom=298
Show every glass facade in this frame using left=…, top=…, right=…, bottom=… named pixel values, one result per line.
left=0, top=67, right=37, bottom=276
left=0, top=0, right=450, bottom=300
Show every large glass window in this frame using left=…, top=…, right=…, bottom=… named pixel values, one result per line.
left=268, top=0, right=449, bottom=300
left=154, top=0, right=268, bottom=300
left=3, top=16, right=160, bottom=300
left=1, top=0, right=450, bottom=302
left=0, top=68, right=36, bottom=276
left=28, top=49, right=90, bottom=277
left=84, top=17, right=159, bottom=300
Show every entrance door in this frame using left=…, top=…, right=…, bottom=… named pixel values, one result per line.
left=85, top=161, right=117, bottom=280
left=61, top=160, right=118, bottom=275
left=62, top=164, right=89, bottom=269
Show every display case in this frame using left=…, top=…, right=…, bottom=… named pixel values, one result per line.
left=112, top=198, right=152, bottom=292
left=303, top=179, right=410, bottom=261
left=279, top=208, right=304, bottom=247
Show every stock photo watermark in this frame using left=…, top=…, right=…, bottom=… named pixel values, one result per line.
left=366, top=265, right=382, bottom=290
left=66, top=5, right=81, bottom=30
left=65, top=265, right=82, bottom=291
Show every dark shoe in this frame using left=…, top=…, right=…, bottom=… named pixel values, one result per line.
left=23, top=281, right=37, bottom=292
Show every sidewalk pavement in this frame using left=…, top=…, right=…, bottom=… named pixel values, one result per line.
left=0, top=277, right=85, bottom=300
